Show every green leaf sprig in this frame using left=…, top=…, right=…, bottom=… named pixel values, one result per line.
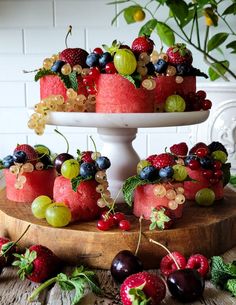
left=29, top=265, right=101, bottom=305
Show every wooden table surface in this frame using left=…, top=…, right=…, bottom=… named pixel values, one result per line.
left=0, top=172, right=236, bottom=305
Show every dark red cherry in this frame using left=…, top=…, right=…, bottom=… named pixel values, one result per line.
left=167, top=268, right=205, bottom=302
left=54, top=153, right=74, bottom=174
left=110, top=250, right=143, bottom=283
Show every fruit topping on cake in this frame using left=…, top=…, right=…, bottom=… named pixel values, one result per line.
left=1, top=144, right=56, bottom=202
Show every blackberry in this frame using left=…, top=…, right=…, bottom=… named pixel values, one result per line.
left=208, top=141, right=228, bottom=156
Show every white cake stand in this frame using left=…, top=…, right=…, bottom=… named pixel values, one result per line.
left=46, top=111, right=209, bottom=202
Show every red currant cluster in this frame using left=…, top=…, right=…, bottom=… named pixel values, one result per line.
left=185, top=90, right=212, bottom=111
left=97, top=210, right=131, bottom=231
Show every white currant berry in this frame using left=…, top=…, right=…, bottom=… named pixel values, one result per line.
left=175, top=194, right=185, bottom=205
left=166, top=189, right=176, bottom=200
left=153, top=184, right=167, bottom=197
left=168, top=200, right=178, bottom=210
left=61, top=63, right=72, bottom=75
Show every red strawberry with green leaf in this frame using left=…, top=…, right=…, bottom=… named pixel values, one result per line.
left=120, top=271, right=166, bottom=305
left=149, top=206, right=174, bottom=230
left=0, top=237, right=16, bottom=266
left=170, top=142, right=188, bottom=157
left=59, top=48, right=89, bottom=68
left=13, top=244, right=59, bottom=283
left=14, top=144, right=38, bottom=161
left=131, top=36, right=154, bottom=56
left=167, top=43, right=193, bottom=65
left=147, top=153, right=176, bottom=169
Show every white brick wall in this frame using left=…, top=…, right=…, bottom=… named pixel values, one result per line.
left=0, top=0, right=235, bottom=162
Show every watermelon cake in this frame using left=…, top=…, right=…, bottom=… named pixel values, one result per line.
left=122, top=141, right=231, bottom=230
left=1, top=144, right=56, bottom=202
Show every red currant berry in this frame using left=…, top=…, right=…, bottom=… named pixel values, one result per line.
left=82, top=75, right=94, bottom=86
left=213, top=169, right=223, bottom=179
left=196, top=90, right=207, bottom=100
left=209, top=178, right=219, bottom=185
left=213, top=160, right=222, bottom=170
left=87, top=86, right=97, bottom=95
left=93, top=47, right=103, bottom=55
left=105, top=62, right=117, bottom=74
left=202, top=170, right=213, bottom=179
left=201, top=99, right=212, bottom=110
left=188, top=159, right=201, bottom=170
left=196, top=147, right=209, bottom=158
left=113, top=212, right=125, bottom=225
left=97, top=219, right=111, bottom=231
left=89, top=67, right=100, bottom=79
left=119, top=219, right=131, bottom=231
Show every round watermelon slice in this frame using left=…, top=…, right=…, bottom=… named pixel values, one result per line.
left=40, top=75, right=87, bottom=101
left=53, top=176, right=101, bottom=222
left=184, top=167, right=224, bottom=200
left=133, top=182, right=185, bottom=220
left=4, top=168, right=56, bottom=203
left=155, top=76, right=196, bottom=110
left=96, top=74, right=155, bottom=113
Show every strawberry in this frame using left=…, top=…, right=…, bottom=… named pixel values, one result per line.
left=149, top=206, right=174, bottom=230
left=170, top=142, right=188, bottom=157
left=189, top=142, right=208, bottom=155
left=59, top=48, right=89, bottom=68
left=0, top=237, right=18, bottom=266
left=13, top=244, right=59, bottom=283
left=147, top=153, right=176, bottom=169
left=166, top=43, right=193, bottom=65
left=186, top=253, right=209, bottom=278
left=14, top=144, right=38, bottom=161
left=131, top=36, right=154, bottom=56
left=160, top=251, right=187, bottom=277
left=120, top=271, right=166, bottom=305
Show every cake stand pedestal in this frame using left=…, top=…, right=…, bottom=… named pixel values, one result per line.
left=46, top=111, right=209, bottom=202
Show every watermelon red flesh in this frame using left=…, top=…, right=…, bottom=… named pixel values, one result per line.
left=53, top=176, right=101, bottom=222
left=40, top=75, right=87, bottom=101
left=4, top=168, right=56, bottom=203
left=155, top=76, right=196, bottom=108
left=96, top=74, right=155, bottom=113
left=184, top=167, right=224, bottom=200
left=133, top=183, right=184, bottom=220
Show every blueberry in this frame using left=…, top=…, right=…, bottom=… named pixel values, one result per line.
left=2, top=155, right=14, bottom=168
left=154, top=59, right=168, bottom=73
left=51, top=60, right=66, bottom=73
left=96, top=156, right=111, bottom=170
left=146, top=62, right=155, bottom=75
left=86, top=53, right=100, bottom=67
left=13, top=151, right=27, bottom=164
left=139, top=166, right=158, bottom=181
left=176, top=63, right=191, bottom=76
left=80, top=162, right=97, bottom=179
left=200, top=157, right=213, bottom=169
left=99, top=52, right=112, bottom=68
left=159, top=166, right=174, bottom=179
left=38, top=153, right=52, bottom=169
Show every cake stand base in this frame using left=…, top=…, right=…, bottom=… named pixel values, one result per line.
left=98, top=128, right=140, bottom=202
left=1, top=187, right=235, bottom=269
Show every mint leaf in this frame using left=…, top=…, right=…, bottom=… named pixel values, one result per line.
left=211, top=256, right=236, bottom=288
left=71, top=176, right=84, bottom=192
left=69, top=71, right=78, bottom=92
left=123, top=74, right=141, bottom=88
left=226, top=279, right=236, bottom=296
left=34, top=68, right=56, bottom=81
left=68, top=278, right=85, bottom=305
left=59, top=74, right=73, bottom=89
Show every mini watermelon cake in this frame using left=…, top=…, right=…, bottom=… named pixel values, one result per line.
left=52, top=148, right=113, bottom=222
left=1, top=144, right=56, bottom=202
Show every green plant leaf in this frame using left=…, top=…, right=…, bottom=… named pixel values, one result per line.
left=34, top=68, right=56, bottom=82
left=211, top=256, right=236, bottom=288
left=107, top=0, right=130, bottom=4
left=226, top=279, right=236, bottom=296
left=207, top=32, right=229, bottom=52
left=208, top=60, right=229, bottom=81
left=222, top=3, right=236, bottom=15
left=71, top=175, right=91, bottom=192
left=139, top=19, right=158, bottom=37
left=226, top=40, right=236, bottom=54
left=124, top=5, right=141, bottom=24
left=166, top=0, right=189, bottom=25
left=156, top=21, right=175, bottom=46
left=68, top=71, right=78, bottom=92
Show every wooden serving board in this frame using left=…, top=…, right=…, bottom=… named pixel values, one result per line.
left=0, top=187, right=236, bottom=269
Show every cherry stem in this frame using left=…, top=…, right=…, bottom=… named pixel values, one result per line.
left=54, top=129, right=69, bottom=153
left=135, top=216, right=143, bottom=256
left=65, top=25, right=72, bottom=49
left=89, top=135, right=97, bottom=156
left=22, top=69, right=39, bottom=74
left=0, top=224, right=30, bottom=258
left=149, top=238, right=180, bottom=270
